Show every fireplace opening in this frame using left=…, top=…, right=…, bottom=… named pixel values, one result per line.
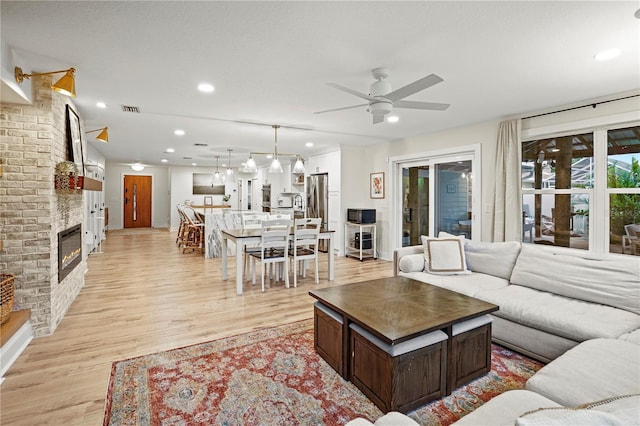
left=58, top=224, right=82, bottom=282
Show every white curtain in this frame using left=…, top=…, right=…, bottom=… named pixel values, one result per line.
left=493, top=119, right=522, bottom=242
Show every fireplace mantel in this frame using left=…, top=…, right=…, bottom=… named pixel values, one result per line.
left=54, top=175, right=102, bottom=191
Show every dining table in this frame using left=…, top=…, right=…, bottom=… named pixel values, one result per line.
left=221, top=227, right=335, bottom=295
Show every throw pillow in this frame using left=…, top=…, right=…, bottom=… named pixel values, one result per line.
left=423, top=236, right=470, bottom=275
left=398, top=254, right=426, bottom=273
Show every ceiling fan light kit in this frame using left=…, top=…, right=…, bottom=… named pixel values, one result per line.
left=315, top=67, right=450, bottom=124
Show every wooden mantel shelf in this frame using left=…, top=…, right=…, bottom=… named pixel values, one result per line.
left=54, top=176, right=103, bottom=192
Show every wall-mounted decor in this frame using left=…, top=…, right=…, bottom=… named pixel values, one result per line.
left=203, top=196, right=213, bottom=206
left=66, top=105, right=84, bottom=175
left=370, top=172, right=384, bottom=199
left=192, top=173, right=225, bottom=195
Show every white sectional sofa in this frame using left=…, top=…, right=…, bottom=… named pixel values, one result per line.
left=394, top=238, right=640, bottom=362
left=347, top=239, right=640, bottom=425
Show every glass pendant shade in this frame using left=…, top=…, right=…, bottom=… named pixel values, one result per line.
left=244, top=155, right=258, bottom=173
left=269, top=157, right=283, bottom=173
left=292, top=156, right=306, bottom=174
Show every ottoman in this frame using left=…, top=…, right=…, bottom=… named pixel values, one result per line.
left=349, top=323, right=448, bottom=413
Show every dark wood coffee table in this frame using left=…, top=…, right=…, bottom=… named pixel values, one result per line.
left=309, top=276, right=499, bottom=412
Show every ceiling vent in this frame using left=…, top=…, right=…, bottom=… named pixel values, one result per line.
left=182, top=156, right=193, bottom=160
left=194, top=143, right=208, bottom=147
left=121, top=105, right=140, bottom=113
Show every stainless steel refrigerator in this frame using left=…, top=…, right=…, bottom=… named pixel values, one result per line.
left=306, top=173, right=329, bottom=252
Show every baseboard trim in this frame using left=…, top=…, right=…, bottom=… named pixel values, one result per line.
left=0, top=320, right=34, bottom=384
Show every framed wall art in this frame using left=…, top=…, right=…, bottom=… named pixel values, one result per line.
left=66, top=104, right=84, bottom=175
left=370, top=172, right=384, bottom=199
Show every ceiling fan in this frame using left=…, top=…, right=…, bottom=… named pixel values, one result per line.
left=315, top=68, right=450, bottom=124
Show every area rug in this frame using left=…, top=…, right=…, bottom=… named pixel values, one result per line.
left=104, top=319, right=543, bottom=426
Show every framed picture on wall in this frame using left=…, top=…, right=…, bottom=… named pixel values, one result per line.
left=370, top=172, right=384, bottom=199
left=66, top=104, right=84, bottom=175
left=203, top=196, right=213, bottom=206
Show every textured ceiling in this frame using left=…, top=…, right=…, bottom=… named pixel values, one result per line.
left=1, top=1, right=638, bottom=169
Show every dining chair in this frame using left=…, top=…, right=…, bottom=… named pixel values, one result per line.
left=268, top=212, right=292, bottom=221
left=176, top=204, right=187, bottom=246
left=249, top=219, right=291, bottom=292
left=241, top=212, right=269, bottom=280
left=288, top=217, right=321, bottom=287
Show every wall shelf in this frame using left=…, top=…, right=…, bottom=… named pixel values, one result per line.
left=54, top=176, right=103, bottom=192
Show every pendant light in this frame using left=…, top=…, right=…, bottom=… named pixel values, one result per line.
left=268, top=125, right=283, bottom=173
left=226, top=149, right=235, bottom=178
left=292, top=155, right=306, bottom=174
left=213, top=156, right=223, bottom=185
left=244, top=154, right=258, bottom=173
left=243, top=124, right=305, bottom=174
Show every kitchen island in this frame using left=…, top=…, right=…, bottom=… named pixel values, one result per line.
left=203, top=209, right=242, bottom=258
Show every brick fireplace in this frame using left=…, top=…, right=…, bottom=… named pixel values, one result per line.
left=0, top=76, right=86, bottom=337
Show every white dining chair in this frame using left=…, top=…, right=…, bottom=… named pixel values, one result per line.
left=241, top=212, right=269, bottom=280
left=288, top=218, right=321, bottom=287
left=249, top=219, right=291, bottom=292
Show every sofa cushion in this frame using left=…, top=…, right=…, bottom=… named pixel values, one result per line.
left=515, top=394, right=640, bottom=426
left=475, top=285, right=640, bottom=342
left=618, top=328, right=640, bottom=345
left=398, top=253, right=425, bottom=273
left=399, top=271, right=509, bottom=297
left=451, top=390, right=561, bottom=426
left=422, top=235, right=470, bottom=275
left=510, top=244, right=640, bottom=315
left=463, top=240, right=521, bottom=280
left=525, top=339, right=640, bottom=407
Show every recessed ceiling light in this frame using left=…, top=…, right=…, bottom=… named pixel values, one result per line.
left=192, top=162, right=197, bottom=166
left=166, top=148, right=175, bottom=153
left=198, top=83, right=215, bottom=93
left=266, top=154, right=273, bottom=159
left=387, top=115, right=399, bottom=123
left=174, top=129, right=185, bottom=136
left=594, top=48, right=621, bottom=61
left=161, top=159, right=168, bottom=163
left=96, top=101, right=107, bottom=108
left=305, top=142, right=313, bottom=147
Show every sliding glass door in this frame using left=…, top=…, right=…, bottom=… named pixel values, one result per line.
left=394, top=146, right=480, bottom=248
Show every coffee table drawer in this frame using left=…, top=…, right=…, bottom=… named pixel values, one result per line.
left=314, top=302, right=344, bottom=376
left=349, top=323, right=447, bottom=413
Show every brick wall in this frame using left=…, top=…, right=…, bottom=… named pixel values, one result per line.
left=0, top=76, right=86, bottom=337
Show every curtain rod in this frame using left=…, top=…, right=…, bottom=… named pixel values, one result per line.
left=522, top=94, right=639, bottom=120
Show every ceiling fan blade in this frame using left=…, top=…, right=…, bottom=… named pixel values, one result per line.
left=372, top=114, right=385, bottom=124
left=327, top=83, right=376, bottom=101
left=385, top=74, right=444, bottom=102
left=394, top=100, right=450, bottom=111
left=314, top=103, right=368, bottom=114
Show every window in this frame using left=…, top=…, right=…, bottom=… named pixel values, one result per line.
left=521, top=125, right=640, bottom=256
left=607, top=127, right=640, bottom=255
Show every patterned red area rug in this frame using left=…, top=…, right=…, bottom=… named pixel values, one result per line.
left=103, top=319, right=543, bottom=425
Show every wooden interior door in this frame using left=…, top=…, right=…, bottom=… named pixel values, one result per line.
left=124, top=175, right=152, bottom=228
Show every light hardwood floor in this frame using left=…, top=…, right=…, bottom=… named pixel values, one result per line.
left=0, top=229, right=393, bottom=425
